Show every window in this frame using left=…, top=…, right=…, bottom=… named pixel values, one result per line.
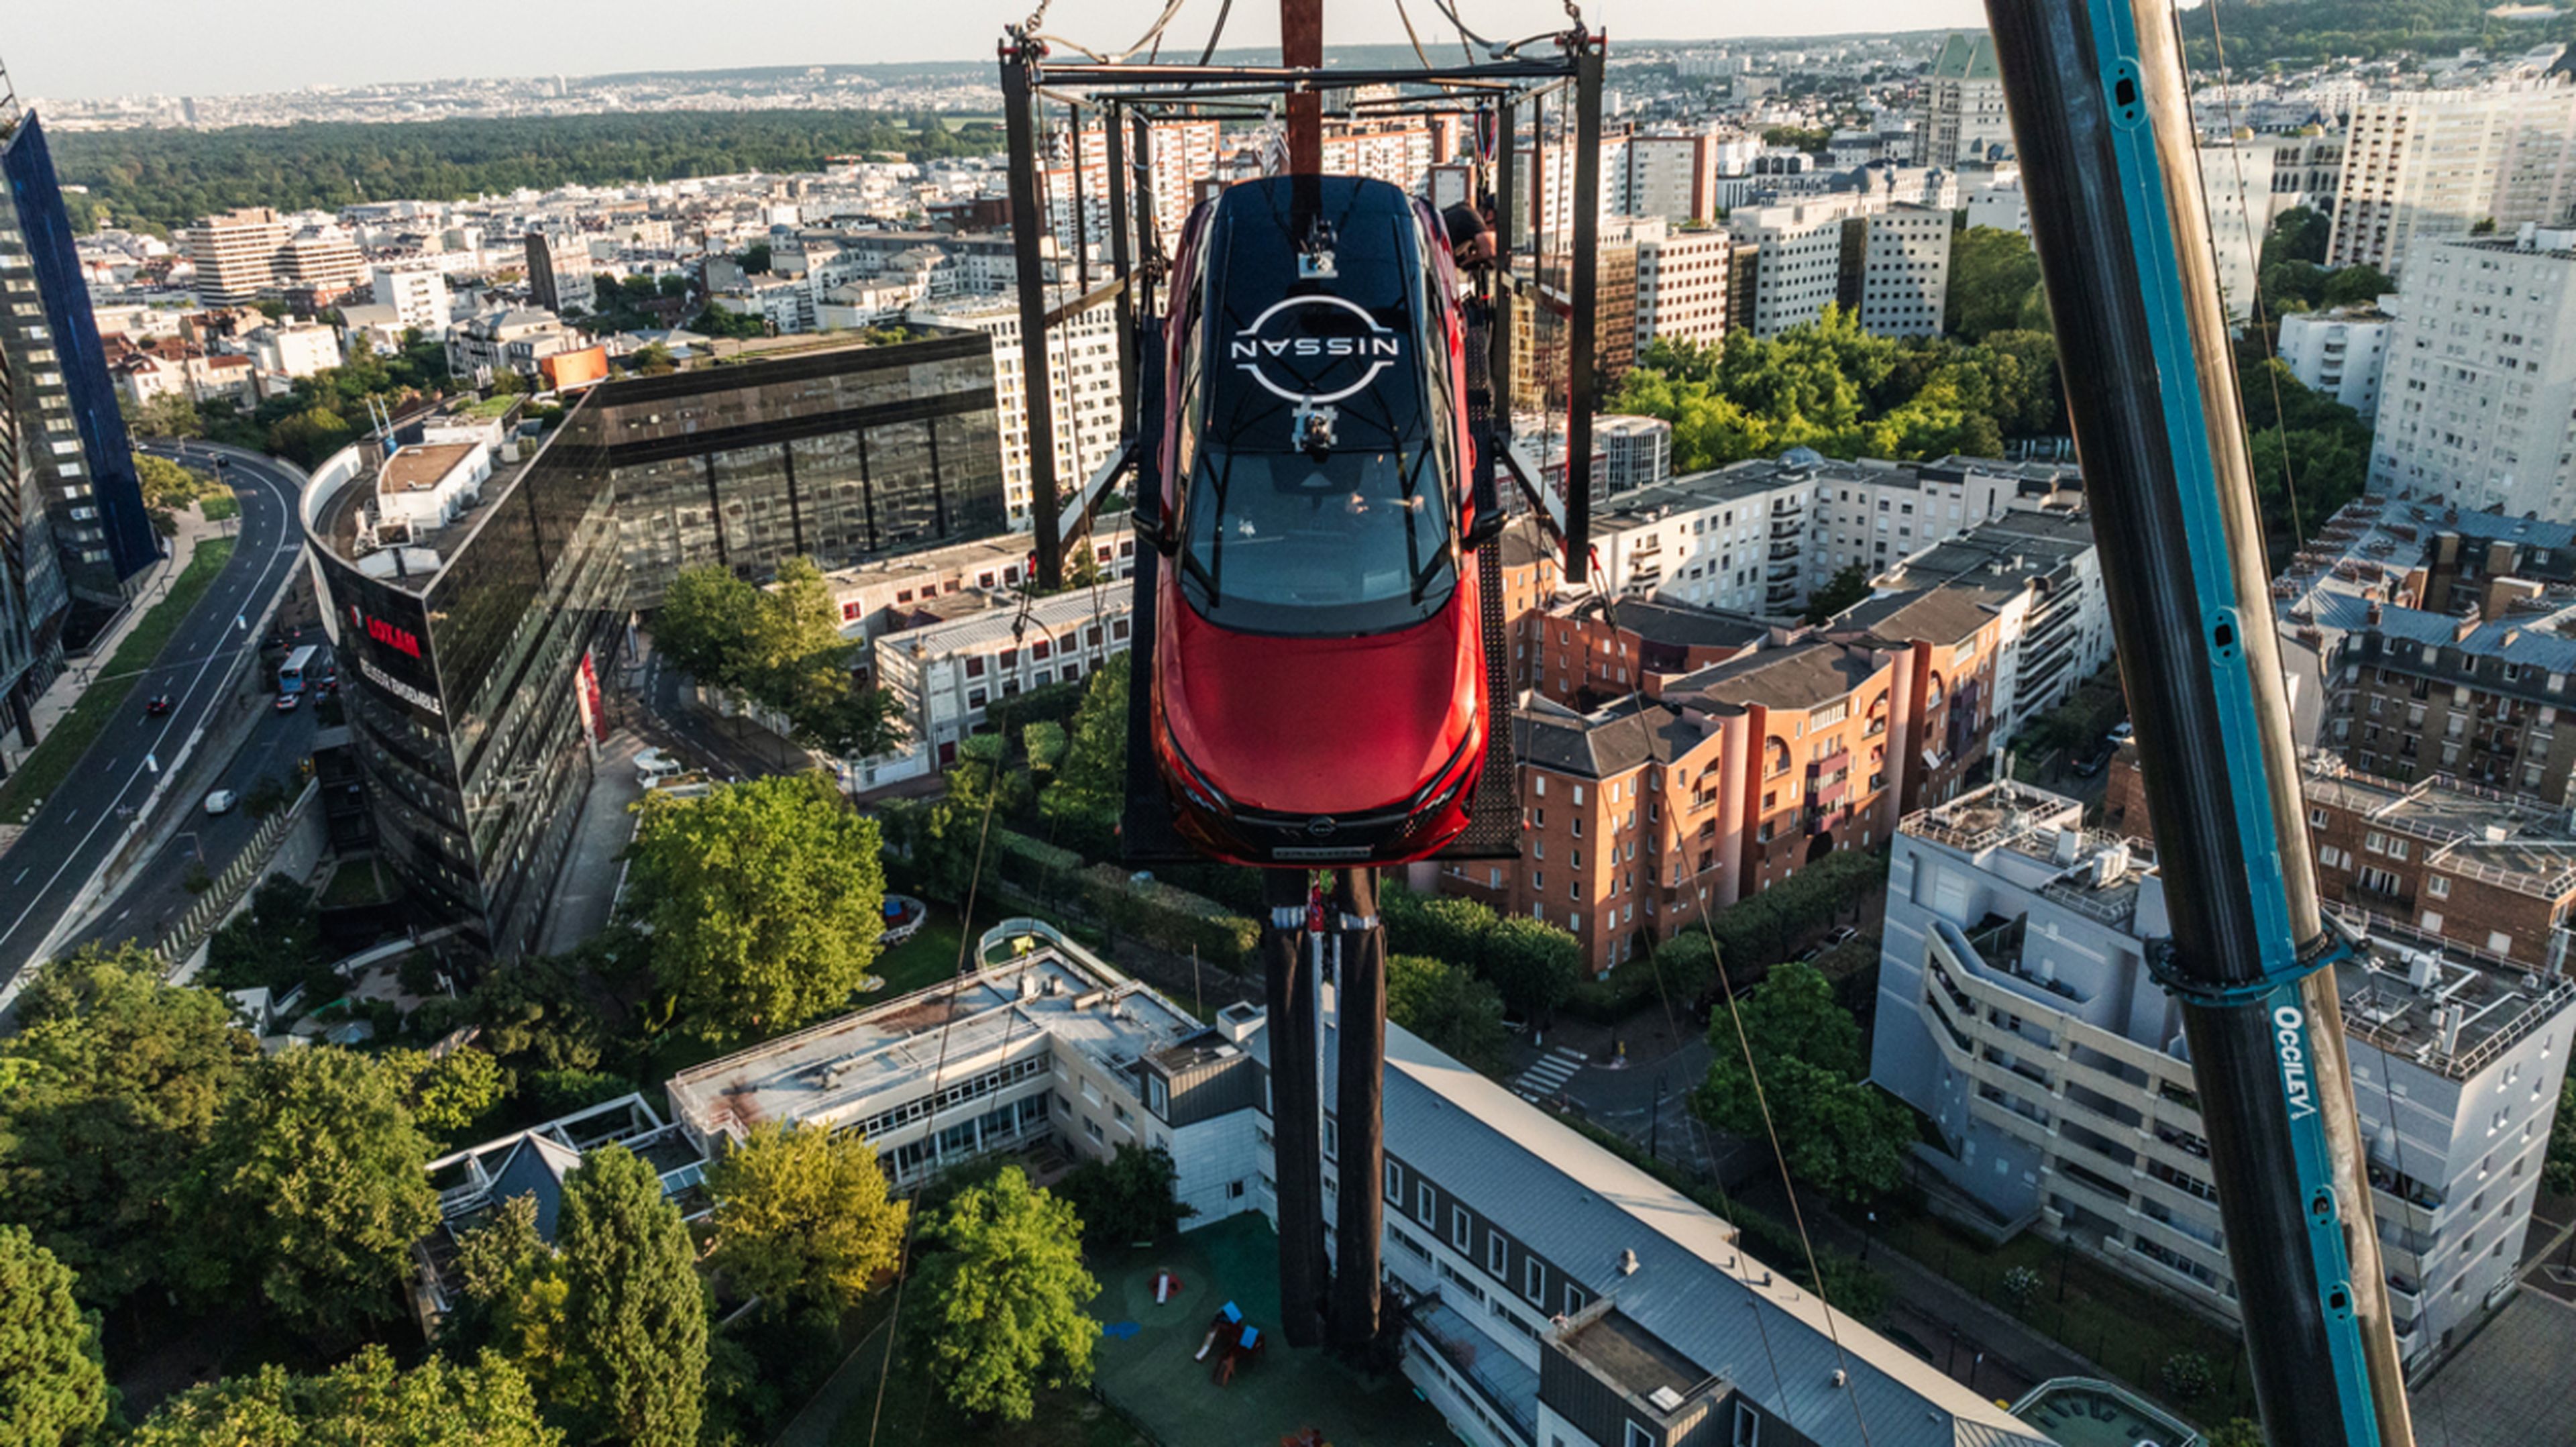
left=1385, top=1159, right=1404, bottom=1203
left=1452, top=1205, right=1472, bottom=1251
left=1626, top=1425, right=1655, bottom=1447
left=2489, top=930, right=2514, bottom=955
left=1487, top=1230, right=1507, bottom=1275
left=1733, top=1401, right=1762, bottom=1446
left=1523, top=1255, right=1546, bottom=1303
left=2428, top=875, right=2451, bottom=898
left=1416, top=1181, right=1435, bottom=1228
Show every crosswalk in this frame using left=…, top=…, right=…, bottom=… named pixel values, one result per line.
left=1511, top=1046, right=1588, bottom=1103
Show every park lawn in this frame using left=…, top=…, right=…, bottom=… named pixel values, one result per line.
left=874, top=915, right=966, bottom=997
left=0, top=535, right=237, bottom=824
left=199, top=492, right=241, bottom=522
left=319, top=856, right=394, bottom=907
left=1879, top=1209, right=2255, bottom=1424
left=821, top=1305, right=1143, bottom=1447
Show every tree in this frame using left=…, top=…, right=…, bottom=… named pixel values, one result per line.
left=134, top=453, right=207, bottom=509
left=1944, top=225, right=2044, bottom=341
left=1804, top=563, right=1872, bottom=624
left=2546, top=1077, right=2576, bottom=1196
left=451, top=1194, right=572, bottom=1396
left=126, top=1348, right=559, bottom=1446
left=1385, top=954, right=1510, bottom=1073
left=705, top=1124, right=907, bottom=1319
left=626, top=772, right=888, bottom=1042
left=1039, top=652, right=1130, bottom=856
left=741, top=242, right=773, bottom=274
left=177, top=1047, right=440, bottom=1338
left=0, top=945, right=255, bottom=1307
left=2261, top=205, right=2330, bottom=269
left=2321, top=262, right=2396, bottom=309
left=1760, top=125, right=1831, bottom=153
left=1055, top=1144, right=1192, bottom=1247
left=692, top=305, right=767, bottom=341
left=915, top=1167, right=1097, bottom=1422
left=2205, top=1419, right=2268, bottom=1447
left=1693, top=961, right=1913, bottom=1202
left=0, top=1226, right=109, bottom=1446
left=632, top=342, right=678, bottom=376
left=554, top=1144, right=708, bottom=1447
left=134, top=390, right=205, bottom=439
left=649, top=566, right=761, bottom=693
left=402, top=1047, right=508, bottom=1140
left=1479, top=914, right=1583, bottom=1022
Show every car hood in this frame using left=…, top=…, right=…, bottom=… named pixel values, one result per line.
left=1159, top=578, right=1481, bottom=816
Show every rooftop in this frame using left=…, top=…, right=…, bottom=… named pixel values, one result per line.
left=380, top=442, right=478, bottom=494
left=1671, top=637, right=1883, bottom=712
left=1907, top=780, right=2576, bottom=1080
left=2302, top=755, right=2576, bottom=895
left=665, top=919, right=1203, bottom=1143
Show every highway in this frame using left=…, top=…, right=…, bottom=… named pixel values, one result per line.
left=0, top=441, right=309, bottom=989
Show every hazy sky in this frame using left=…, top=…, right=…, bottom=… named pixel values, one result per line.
left=7, top=0, right=1985, bottom=101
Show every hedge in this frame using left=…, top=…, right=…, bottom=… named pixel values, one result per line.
left=987, top=826, right=1260, bottom=972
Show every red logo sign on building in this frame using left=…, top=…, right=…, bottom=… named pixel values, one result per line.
left=349, top=603, right=422, bottom=659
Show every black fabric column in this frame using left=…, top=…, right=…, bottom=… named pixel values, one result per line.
left=1328, top=867, right=1386, bottom=1356
left=1262, top=869, right=1327, bottom=1348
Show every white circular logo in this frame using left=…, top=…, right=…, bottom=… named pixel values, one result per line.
left=1227, top=294, right=1403, bottom=406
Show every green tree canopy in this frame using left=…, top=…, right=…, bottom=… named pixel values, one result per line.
left=398, top=1047, right=508, bottom=1141
left=0, top=945, right=255, bottom=1306
left=450, top=1193, right=570, bottom=1390
left=0, top=1225, right=110, bottom=1446
left=554, top=1144, right=708, bottom=1447
left=1693, top=961, right=1913, bottom=1202
left=177, top=1046, right=440, bottom=1337
left=706, top=1123, right=908, bottom=1319
left=625, top=771, right=888, bottom=1042
left=1056, top=1144, right=1193, bottom=1247
left=649, top=560, right=897, bottom=755
left=1385, top=954, right=1510, bottom=1073
left=1804, top=563, right=1873, bottom=624
left=126, top=1347, right=560, bottom=1446
left=915, top=1167, right=1098, bottom=1423
left=2546, top=1076, right=2576, bottom=1197
left=1480, top=914, right=1585, bottom=1021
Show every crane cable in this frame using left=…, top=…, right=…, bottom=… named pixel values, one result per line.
left=1571, top=559, right=1876, bottom=1447
left=1033, top=0, right=1194, bottom=64
left=862, top=605, right=1035, bottom=1447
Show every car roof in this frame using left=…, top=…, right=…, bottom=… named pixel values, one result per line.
left=1197, top=175, right=1432, bottom=457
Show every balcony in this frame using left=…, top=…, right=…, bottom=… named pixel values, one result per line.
left=1407, top=1297, right=1538, bottom=1444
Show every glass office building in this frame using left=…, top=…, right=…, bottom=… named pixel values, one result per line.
left=308, top=407, right=625, bottom=959
left=603, top=332, right=1008, bottom=606
left=306, top=334, right=1011, bottom=957
left=1, top=109, right=156, bottom=611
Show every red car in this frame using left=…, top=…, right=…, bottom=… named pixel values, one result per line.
left=1144, top=176, right=1494, bottom=867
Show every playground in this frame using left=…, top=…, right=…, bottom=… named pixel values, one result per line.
left=1089, top=1214, right=1458, bottom=1447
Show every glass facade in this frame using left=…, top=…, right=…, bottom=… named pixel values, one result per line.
left=319, top=403, right=624, bottom=959
left=601, top=333, right=1008, bottom=606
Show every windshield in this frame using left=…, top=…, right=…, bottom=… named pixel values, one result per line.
left=1179, top=443, right=1456, bottom=635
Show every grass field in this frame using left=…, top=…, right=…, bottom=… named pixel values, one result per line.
left=199, top=492, right=240, bottom=523
left=0, top=535, right=238, bottom=825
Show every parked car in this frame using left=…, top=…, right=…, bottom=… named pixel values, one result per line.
left=2072, top=749, right=2110, bottom=778
left=204, top=790, right=236, bottom=816
left=274, top=692, right=302, bottom=713
left=2106, top=720, right=2135, bottom=745
left=1823, top=925, right=1860, bottom=949
left=144, top=692, right=173, bottom=718
left=635, top=747, right=684, bottom=787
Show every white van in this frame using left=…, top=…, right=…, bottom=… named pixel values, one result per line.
left=635, top=748, right=684, bottom=787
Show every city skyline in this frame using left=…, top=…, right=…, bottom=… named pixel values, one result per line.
left=5, top=0, right=1986, bottom=101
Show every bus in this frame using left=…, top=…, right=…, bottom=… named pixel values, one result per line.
left=278, top=645, right=319, bottom=695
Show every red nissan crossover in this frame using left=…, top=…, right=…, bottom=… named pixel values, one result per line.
left=1145, top=175, right=1493, bottom=867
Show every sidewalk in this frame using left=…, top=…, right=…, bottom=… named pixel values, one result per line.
left=535, top=731, right=649, bottom=958
left=8, top=504, right=229, bottom=767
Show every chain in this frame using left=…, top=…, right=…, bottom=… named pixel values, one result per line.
left=1562, top=0, right=1582, bottom=23
left=1024, top=0, right=1054, bottom=35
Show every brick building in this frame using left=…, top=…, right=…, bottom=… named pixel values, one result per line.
left=1521, top=594, right=1769, bottom=710
left=2318, top=596, right=2576, bottom=804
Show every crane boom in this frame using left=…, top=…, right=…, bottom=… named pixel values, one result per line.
left=1984, top=3, right=2416, bottom=1442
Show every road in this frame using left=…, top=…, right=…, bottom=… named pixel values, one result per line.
left=0, top=441, right=308, bottom=987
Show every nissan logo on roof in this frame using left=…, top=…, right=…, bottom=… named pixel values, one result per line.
left=1228, top=294, right=1401, bottom=406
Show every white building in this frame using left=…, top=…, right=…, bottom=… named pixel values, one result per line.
left=2330, top=81, right=2576, bottom=276
left=246, top=322, right=343, bottom=384
left=1850, top=508, right=2110, bottom=741
left=1872, top=781, right=2574, bottom=1371
left=445, top=309, right=587, bottom=381
left=372, top=440, right=491, bottom=532
left=1960, top=166, right=2029, bottom=236
left=871, top=583, right=1135, bottom=766
left=2197, top=138, right=2277, bottom=324
left=1630, top=224, right=1735, bottom=353
left=181, top=207, right=288, bottom=306
left=1915, top=32, right=2014, bottom=168
left=665, top=918, right=2057, bottom=1447
left=2369, top=227, right=2576, bottom=517
left=1593, top=415, right=1672, bottom=496
left=1583, top=463, right=1821, bottom=615
left=2279, top=304, right=2396, bottom=419
left=711, top=276, right=809, bottom=335
left=370, top=262, right=448, bottom=335
left=1619, top=131, right=1725, bottom=225
left=1733, top=199, right=1849, bottom=337
left=908, top=291, right=1120, bottom=529
left=1854, top=203, right=1951, bottom=339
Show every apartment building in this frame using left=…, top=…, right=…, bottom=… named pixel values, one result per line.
left=2302, top=757, right=2576, bottom=973
left=444, top=309, right=588, bottom=380
left=907, top=291, right=1121, bottom=529
left=1851, top=201, right=1952, bottom=338
left=370, top=261, right=447, bottom=334
left=2318, top=594, right=2576, bottom=804
left=1733, top=198, right=1848, bottom=337
left=1857, top=510, right=2112, bottom=742
left=2368, top=228, right=2576, bottom=518
left=2279, top=303, right=2395, bottom=420
left=181, top=207, right=289, bottom=305
left=1629, top=222, right=1733, bottom=353
left=1582, top=462, right=1820, bottom=616
left=1872, top=781, right=2575, bottom=1369
left=1914, top=32, right=2014, bottom=168
left=524, top=230, right=596, bottom=317
left=276, top=229, right=368, bottom=300
left=1619, top=130, right=1726, bottom=224
left=1593, top=415, right=1671, bottom=496
left=2330, top=81, right=2576, bottom=276
left=1519, top=593, right=1768, bottom=712
left=2196, top=138, right=2277, bottom=324
left=870, top=584, right=1134, bottom=767
left=1729, top=195, right=1955, bottom=338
